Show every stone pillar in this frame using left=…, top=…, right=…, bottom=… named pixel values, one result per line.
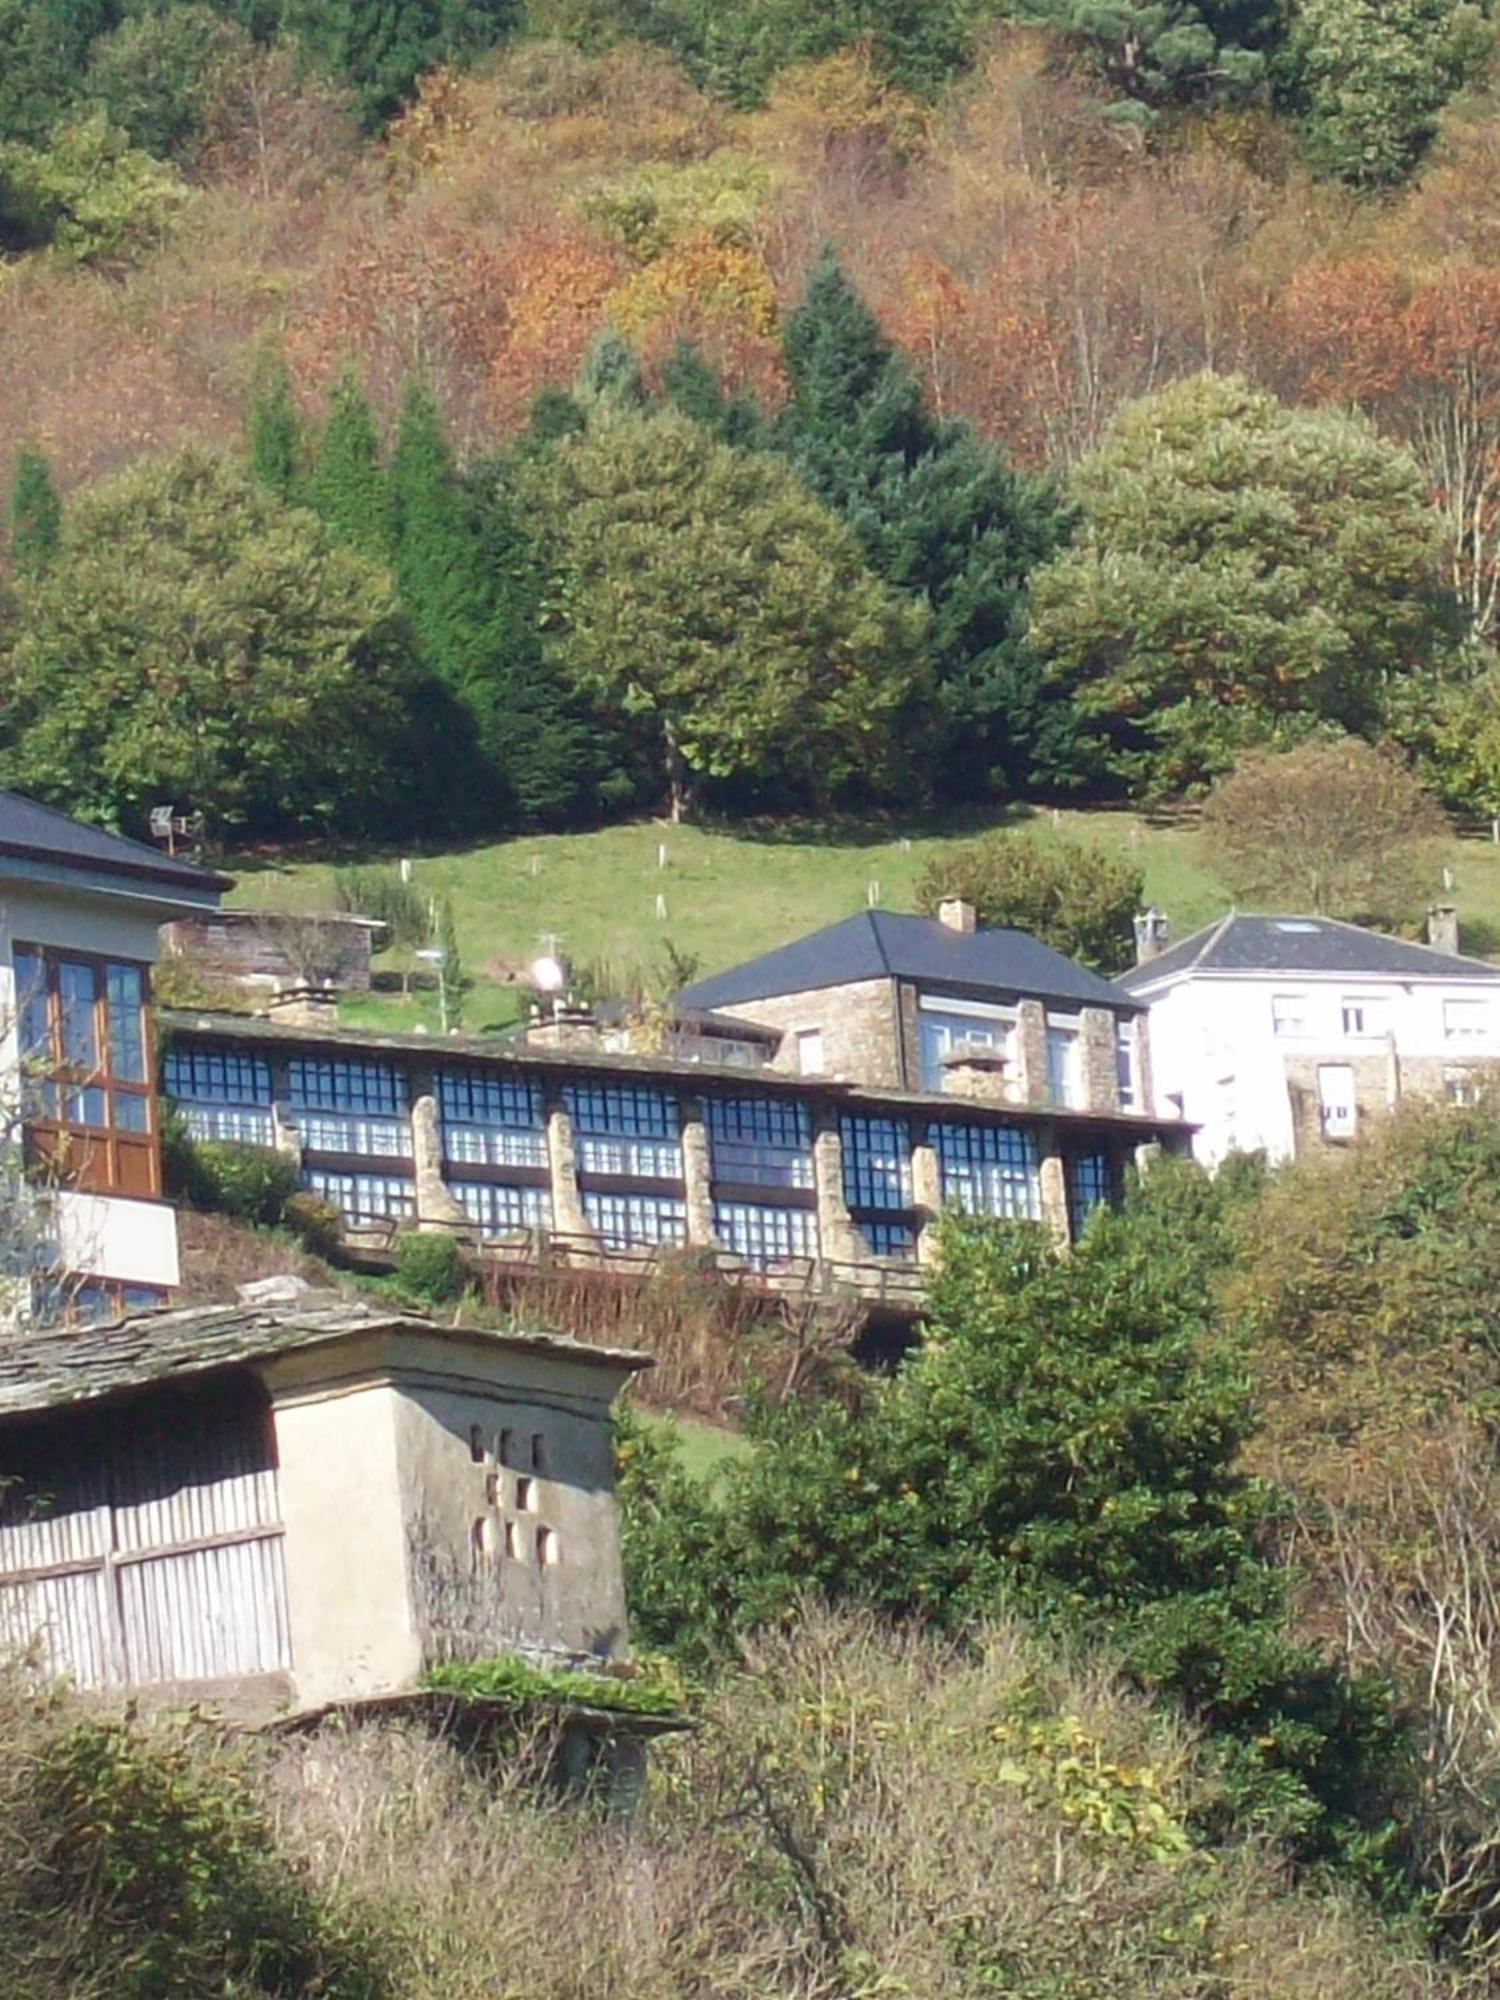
left=910, top=1124, right=943, bottom=1266
left=266, top=1052, right=303, bottom=1164
left=409, top=1066, right=467, bottom=1230
left=1037, top=1126, right=1070, bottom=1249
left=680, top=1096, right=718, bottom=1250
left=1132, top=1011, right=1154, bottom=1117
left=1080, top=1007, right=1118, bottom=1114
left=811, top=1107, right=866, bottom=1263
left=1016, top=1001, right=1048, bottom=1108
left=543, top=1087, right=595, bottom=1241
left=1133, top=1139, right=1162, bottom=1181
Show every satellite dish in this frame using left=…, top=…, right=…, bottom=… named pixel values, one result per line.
left=531, top=954, right=565, bottom=994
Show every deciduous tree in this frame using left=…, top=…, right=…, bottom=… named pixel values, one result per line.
left=1028, top=373, right=1462, bottom=795
left=1200, top=736, right=1446, bottom=921
left=518, top=405, right=930, bottom=819
left=914, top=828, right=1144, bottom=972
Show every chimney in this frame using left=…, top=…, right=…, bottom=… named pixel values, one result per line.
left=1133, top=907, right=1169, bottom=964
left=938, top=897, right=976, bottom=935
left=1426, top=904, right=1460, bottom=955
left=267, top=981, right=339, bottom=1029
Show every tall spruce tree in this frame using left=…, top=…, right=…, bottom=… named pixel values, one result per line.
left=310, top=366, right=390, bottom=562
left=245, top=355, right=303, bottom=504
left=775, top=248, right=1067, bottom=800
left=389, top=379, right=593, bottom=828
left=7, top=446, right=62, bottom=582
left=660, top=336, right=765, bottom=449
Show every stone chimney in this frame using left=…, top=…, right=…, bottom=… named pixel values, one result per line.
left=525, top=1000, right=599, bottom=1050
left=1426, top=904, right=1460, bottom=955
left=1133, top=908, right=1170, bottom=965
left=938, top=897, right=976, bottom=935
left=267, top=981, right=339, bottom=1029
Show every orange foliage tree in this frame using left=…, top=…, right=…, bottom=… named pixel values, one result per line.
left=1276, top=259, right=1500, bottom=640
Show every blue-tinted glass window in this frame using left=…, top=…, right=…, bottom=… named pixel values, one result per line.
left=933, top=1121, right=1040, bottom=1222
left=840, top=1116, right=912, bottom=1212
left=564, top=1085, right=681, bottom=1179
left=705, top=1096, right=813, bottom=1188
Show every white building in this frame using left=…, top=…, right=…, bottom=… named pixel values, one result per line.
left=1116, top=911, right=1500, bottom=1167
left=0, top=790, right=225, bottom=1309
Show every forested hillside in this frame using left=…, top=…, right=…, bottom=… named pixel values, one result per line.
left=2, top=0, right=1498, bottom=844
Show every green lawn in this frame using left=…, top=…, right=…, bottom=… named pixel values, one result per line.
left=660, top=1416, right=753, bottom=1483
left=222, top=806, right=1500, bottom=1033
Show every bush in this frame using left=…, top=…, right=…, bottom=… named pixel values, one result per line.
left=0, top=111, right=193, bottom=264
left=177, top=1138, right=300, bottom=1228
left=285, top=1191, right=344, bottom=1260
left=914, top=828, right=1144, bottom=972
left=392, top=1229, right=469, bottom=1307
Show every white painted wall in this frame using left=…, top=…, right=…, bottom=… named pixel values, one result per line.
left=53, top=1190, right=181, bottom=1290
left=1134, top=971, right=1500, bottom=1166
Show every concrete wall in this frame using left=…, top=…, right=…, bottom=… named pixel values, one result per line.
left=261, top=1329, right=636, bottom=1708
left=1133, top=970, right=1500, bottom=1166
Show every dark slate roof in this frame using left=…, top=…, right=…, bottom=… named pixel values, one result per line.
left=1117, top=913, right=1500, bottom=991
left=0, top=789, right=230, bottom=893
left=678, top=909, right=1136, bottom=1012
left=0, top=1295, right=651, bottom=1421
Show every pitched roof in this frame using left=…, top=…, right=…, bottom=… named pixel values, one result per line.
left=0, top=789, right=229, bottom=894
left=678, top=909, right=1135, bottom=1013
left=0, top=1295, right=651, bottom=1422
left=1117, top=913, right=1500, bottom=991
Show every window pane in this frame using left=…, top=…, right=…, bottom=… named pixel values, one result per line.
left=105, top=964, right=146, bottom=1082
left=58, top=961, right=98, bottom=1072
left=13, top=948, right=50, bottom=1064
left=934, top=1121, right=1040, bottom=1221
left=64, top=1085, right=107, bottom=1127
left=840, top=1116, right=912, bottom=1211
left=112, top=1093, right=150, bottom=1133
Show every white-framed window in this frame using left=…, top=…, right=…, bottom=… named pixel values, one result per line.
left=1272, top=993, right=1308, bottom=1038
left=1340, top=998, right=1385, bottom=1039
left=796, top=1027, right=824, bottom=1076
left=916, top=996, right=1017, bottom=1094
left=1444, top=999, right=1493, bottom=1042
left=1316, top=1064, right=1357, bottom=1142
left=1044, top=1018, right=1080, bottom=1109
left=1114, top=1019, right=1137, bottom=1110
left=1445, top=1067, right=1485, bottom=1107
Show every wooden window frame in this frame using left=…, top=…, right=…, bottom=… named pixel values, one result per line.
left=15, top=944, right=159, bottom=1200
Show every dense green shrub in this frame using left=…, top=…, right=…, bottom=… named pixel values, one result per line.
left=392, top=1228, right=469, bottom=1306
left=913, top=827, right=1144, bottom=971
left=285, top=1190, right=344, bottom=1259
left=173, top=1135, right=300, bottom=1227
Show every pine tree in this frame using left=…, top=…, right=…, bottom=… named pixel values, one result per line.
left=245, top=355, right=303, bottom=504
left=576, top=328, right=649, bottom=412
left=775, top=248, right=1066, bottom=799
left=659, top=336, right=765, bottom=448
left=310, top=366, right=390, bottom=561
left=389, top=379, right=595, bottom=828
left=7, top=446, right=62, bottom=582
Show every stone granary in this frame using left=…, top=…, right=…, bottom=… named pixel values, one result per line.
left=0, top=1291, right=648, bottom=1717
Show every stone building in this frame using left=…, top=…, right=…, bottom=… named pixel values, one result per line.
left=160, top=909, right=383, bottom=996
left=0, top=788, right=225, bottom=1310
left=0, top=1290, right=648, bottom=1715
left=1117, top=910, right=1500, bottom=1165
left=160, top=977, right=1187, bottom=1311
left=676, top=900, right=1150, bottom=1114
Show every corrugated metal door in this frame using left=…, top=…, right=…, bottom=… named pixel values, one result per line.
left=0, top=1375, right=292, bottom=1690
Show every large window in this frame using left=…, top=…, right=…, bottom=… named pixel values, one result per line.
left=1115, top=1020, right=1137, bottom=1111
left=161, top=1047, right=275, bottom=1147
left=14, top=946, right=157, bottom=1196
left=1066, top=1153, right=1111, bottom=1234
left=933, top=1121, right=1040, bottom=1222
left=305, top=1170, right=415, bottom=1225
left=452, top=1181, right=551, bottom=1234
left=438, top=1070, right=547, bottom=1168
left=564, top=1084, right=681, bottom=1178
left=714, top=1201, right=818, bottom=1269
left=582, top=1191, right=686, bottom=1251
left=289, top=1058, right=410, bottom=1158
left=918, top=1000, right=1016, bottom=1094
left=705, top=1096, right=813, bottom=1189
left=840, top=1115, right=912, bottom=1212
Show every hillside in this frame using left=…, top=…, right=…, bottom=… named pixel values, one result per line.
left=220, top=806, right=1500, bottom=1032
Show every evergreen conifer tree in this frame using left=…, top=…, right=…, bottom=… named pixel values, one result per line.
left=659, top=336, right=764, bottom=448
left=6, top=446, right=62, bottom=582
left=576, top=327, right=649, bottom=412
left=389, top=379, right=594, bottom=827
left=245, top=356, right=303, bottom=504
left=310, top=366, right=390, bottom=562
left=775, top=247, right=1067, bottom=798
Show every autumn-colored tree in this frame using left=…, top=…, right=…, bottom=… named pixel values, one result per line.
left=1276, top=260, right=1500, bottom=642
left=1200, top=737, right=1447, bottom=922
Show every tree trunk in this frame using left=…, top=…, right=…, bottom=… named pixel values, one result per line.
left=663, top=724, right=689, bottom=825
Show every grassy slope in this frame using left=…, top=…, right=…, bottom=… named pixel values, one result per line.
left=223, top=806, right=1500, bottom=1034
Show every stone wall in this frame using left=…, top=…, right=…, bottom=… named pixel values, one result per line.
left=716, top=979, right=905, bottom=1086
